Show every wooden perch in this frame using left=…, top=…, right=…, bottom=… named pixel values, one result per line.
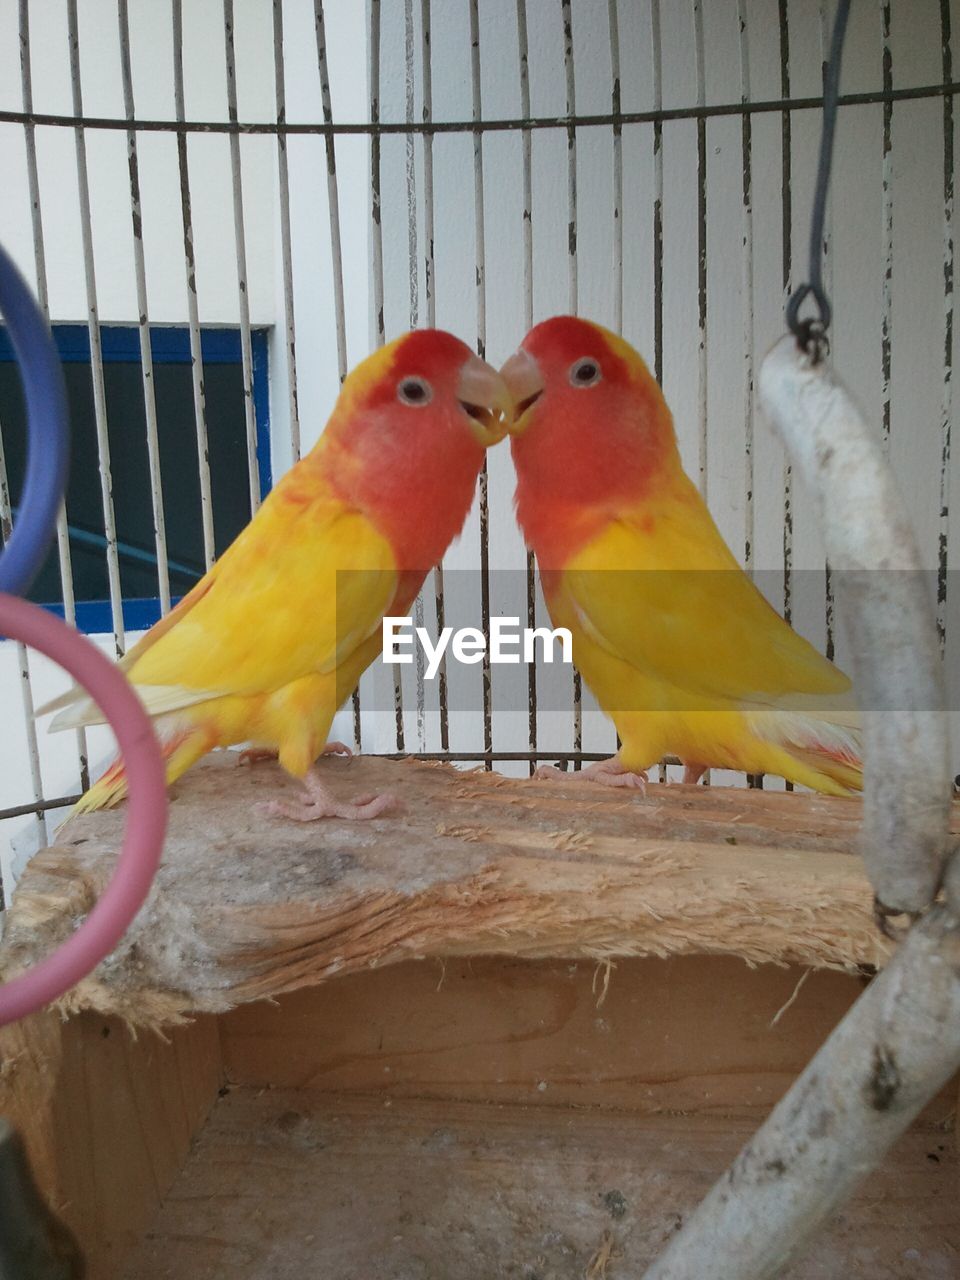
left=0, top=754, right=919, bottom=1028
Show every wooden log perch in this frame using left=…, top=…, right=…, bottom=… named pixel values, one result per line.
left=0, top=754, right=924, bottom=1029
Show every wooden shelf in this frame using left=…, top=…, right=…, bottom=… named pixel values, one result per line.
left=118, top=1087, right=958, bottom=1279
left=0, top=754, right=903, bottom=1027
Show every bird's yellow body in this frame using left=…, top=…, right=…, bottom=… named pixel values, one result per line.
left=506, top=317, right=861, bottom=795
left=43, top=330, right=510, bottom=814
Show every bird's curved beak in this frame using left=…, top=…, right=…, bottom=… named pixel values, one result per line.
left=499, top=348, right=544, bottom=436
left=457, top=355, right=513, bottom=447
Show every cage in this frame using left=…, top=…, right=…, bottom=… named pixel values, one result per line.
left=0, top=1, right=958, bottom=1277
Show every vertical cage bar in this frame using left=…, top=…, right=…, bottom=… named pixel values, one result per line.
left=739, top=3, right=762, bottom=789
left=937, top=0, right=954, bottom=655
left=880, top=1, right=893, bottom=456
left=783, top=0, right=798, bottom=788
left=651, top=0, right=666, bottom=783
left=517, top=0, right=533, bottom=335
left=469, top=0, right=493, bottom=767
left=118, top=0, right=171, bottom=616
left=370, top=0, right=386, bottom=351
left=273, top=0, right=301, bottom=462
left=562, top=0, right=577, bottom=315
left=822, top=0, right=837, bottom=661
left=421, top=0, right=435, bottom=331
left=608, top=0, right=623, bottom=334
left=223, top=0, right=261, bottom=517
left=369, top=0, right=402, bottom=750
left=404, top=0, right=427, bottom=753
left=779, top=0, right=794, bottom=789
left=420, top=0, right=451, bottom=752
left=314, top=0, right=361, bottom=747
left=68, top=0, right=125, bottom=658
left=561, top=0, right=582, bottom=758
left=0, top=430, right=46, bottom=847
left=694, top=0, right=709, bottom=786
left=516, top=0, right=536, bottom=772
left=19, top=0, right=88, bottom=796
left=779, top=0, right=793, bottom=630
left=693, top=0, right=708, bottom=503
left=651, top=0, right=663, bottom=387
left=172, top=0, right=215, bottom=570
left=314, top=1, right=349, bottom=382
left=738, top=0, right=754, bottom=576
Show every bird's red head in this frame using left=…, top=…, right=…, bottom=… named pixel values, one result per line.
left=319, top=329, right=511, bottom=570
left=501, top=316, right=680, bottom=564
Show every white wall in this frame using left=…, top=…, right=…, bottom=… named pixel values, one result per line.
left=0, top=0, right=958, bottom=884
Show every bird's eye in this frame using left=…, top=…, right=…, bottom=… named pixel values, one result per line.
left=569, top=357, right=602, bottom=387
left=398, top=376, right=433, bottom=406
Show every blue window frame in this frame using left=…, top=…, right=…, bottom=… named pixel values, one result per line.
left=0, top=324, right=271, bottom=633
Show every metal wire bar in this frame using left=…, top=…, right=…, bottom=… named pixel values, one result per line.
left=223, top=0, right=261, bottom=517
left=368, top=0, right=402, bottom=752
left=19, top=0, right=89, bottom=796
left=370, top=0, right=385, bottom=349
left=420, top=0, right=435, bottom=331
left=404, top=0, right=428, bottom=754
left=172, top=0, right=215, bottom=570
left=0, top=794, right=85, bottom=822
left=314, top=1, right=349, bottom=382
left=515, top=0, right=537, bottom=775
left=4, top=83, right=958, bottom=138
left=469, top=0, right=493, bottom=769
left=419, top=0, right=451, bottom=753
left=738, top=2, right=762, bottom=796
left=738, top=0, right=754, bottom=574
left=313, top=1, right=361, bottom=748
left=777, top=0, right=795, bottom=791
left=651, top=0, right=665, bottom=784
left=822, top=0, right=836, bottom=660
left=694, top=0, right=708, bottom=502
left=608, top=0, right=623, bottom=334
left=561, top=0, right=582, bottom=761
left=67, top=0, right=125, bottom=658
left=118, top=0, right=171, bottom=616
left=779, top=0, right=793, bottom=636
left=0, top=430, right=46, bottom=848
left=563, top=0, right=577, bottom=315
left=273, top=0, right=301, bottom=462
left=880, top=1, right=893, bottom=454
left=938, top=0, right=954, bottom=656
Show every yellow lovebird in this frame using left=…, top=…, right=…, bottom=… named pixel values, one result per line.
left=41, top=330, right=511, bottom=820
left=502, top=316, right=861, bottom=795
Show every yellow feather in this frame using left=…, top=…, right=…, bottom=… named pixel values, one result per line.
left=548, top=484, right=862, bottom=791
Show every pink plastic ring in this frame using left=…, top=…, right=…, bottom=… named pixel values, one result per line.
left=0, top=595, right=167, bottom=1026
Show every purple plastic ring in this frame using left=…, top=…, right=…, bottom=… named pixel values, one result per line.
left=0, top=595, right=167, bottom=1026
left=0, top=245, right=69, bottom=599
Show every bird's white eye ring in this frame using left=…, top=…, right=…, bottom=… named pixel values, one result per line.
left=569, top=357, right=602, bottom=388
left=398, top=376, right=433, bottom=406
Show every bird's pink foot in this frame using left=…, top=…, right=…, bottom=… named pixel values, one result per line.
left=255, top=767, right=396, bottom=823
left=241, top=740, right=353, bottom=767
left=682, top=762, right=708, bottom=785
left=239, top=746, right=279, bottom=766
left=535, top=756, right=647, bottom=794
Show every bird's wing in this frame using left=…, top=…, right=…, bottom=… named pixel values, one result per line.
left=559, top=487, right=850, bottom=707
left=43, top=482, right=398, bottom=729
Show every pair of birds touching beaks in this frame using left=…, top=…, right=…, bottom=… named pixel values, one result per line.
left=40, top=316, right=862, bottom=822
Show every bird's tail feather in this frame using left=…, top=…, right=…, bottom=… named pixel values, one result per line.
left=71, top=726, right=214, bottom=816
left=751, top=707, right=863, bottom=795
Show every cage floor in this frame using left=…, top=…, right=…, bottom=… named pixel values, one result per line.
left=119, top=1087, right=958, bottom=1280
